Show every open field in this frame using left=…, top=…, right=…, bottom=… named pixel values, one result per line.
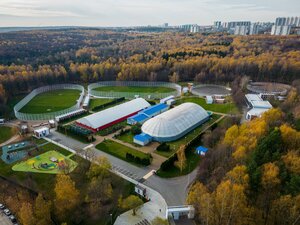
left=95, top=139, right=151, bottom=166
left=12, top=150, right=77, bottom=174
left=175, top=97, right=239, bottom=114
left=156, top=114, right=222, bottom=158
left=116, top=131, right=136, bottom=146
left=89, top=98, right=115, bottom=109
left=19, top=89, right=81, bottom=114
left=94, top=86, right=175, bottom=93
left=0, top=126, right=16, bottom=144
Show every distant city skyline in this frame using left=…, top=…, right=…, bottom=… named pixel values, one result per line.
left=0, top=0, right=299, bottom=27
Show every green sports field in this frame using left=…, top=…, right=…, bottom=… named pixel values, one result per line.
left=0, top=126, right=15, bottom=144
left=93, top=86, right=175, bottom=93
left=12, top=150, right=77, bottom=174
left=19, top=89, right=81, bottom=114
left=175, top=97, right=239, bottom=114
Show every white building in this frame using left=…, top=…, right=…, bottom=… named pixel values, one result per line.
left=34, top=127, right=50, bottom=139
left=245, top=94, right=272, bottom=120
left=234, top=25, right=249, bottom=35
left=249, top=23, right=259, bottom=35
left=206, top=96, right=213, bottom=104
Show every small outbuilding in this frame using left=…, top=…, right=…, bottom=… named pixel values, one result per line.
left=134, top=133, right=153, bottom=146
left=206, top=96, right=213, bottom=104
left=34, top=127, right=50, bottom=139
left=135, top=184, right=147, bottom=198
left=196, top=146, right=208, bottom=156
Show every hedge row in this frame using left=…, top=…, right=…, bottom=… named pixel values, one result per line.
left=126, top=152, right=151, bottom=166
left=92, top=97, right=125, bottom=111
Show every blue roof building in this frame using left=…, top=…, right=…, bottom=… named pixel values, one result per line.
left=127, top=103, right=169, bottom=125
left=196, top=146, right=208, bottom=156
left=134, top=133, right=153, bottom=146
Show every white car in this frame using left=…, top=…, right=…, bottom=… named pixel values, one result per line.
left=3, top=208, right=11, bottom=216
left=0, top=203, right=5, bottom=210
left=9, top=215, right=17, bottom=222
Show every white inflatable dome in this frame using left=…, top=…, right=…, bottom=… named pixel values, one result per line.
left=141, top=102, right=209, bottom=142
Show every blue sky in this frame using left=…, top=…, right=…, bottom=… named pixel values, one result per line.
left=0, top=0, right=299, bottom=27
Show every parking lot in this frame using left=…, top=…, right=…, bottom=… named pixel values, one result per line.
left=0, top=212, right=13, bottom=225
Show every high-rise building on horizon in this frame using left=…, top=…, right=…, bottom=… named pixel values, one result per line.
left=234, top=25, right=249, bottom=35
left=214, top=21, right=222, bottom=29
left=249, top=23, right=259, bottom=35
left=272, top=16, right=299, bottom=35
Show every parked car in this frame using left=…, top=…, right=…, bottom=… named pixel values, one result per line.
left=3, top=208, right=11, bottom=216
left=9, top=215, right=17, bottom=222
left=0, top=203, right=5, bottom=210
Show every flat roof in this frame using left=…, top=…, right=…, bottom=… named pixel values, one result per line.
left=130, top=113, right=149, bottom=122
left=34, top=127, right=49, bottom=132
left=134, top=133, right=152, bottom=142
left=142, top=103, right=168, bottom=116
left=247, top=108, right=270, bottom=116
left=245, top=94, right=272, bottom=109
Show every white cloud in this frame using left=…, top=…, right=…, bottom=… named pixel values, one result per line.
left=0, top=0, right=298, bottom=26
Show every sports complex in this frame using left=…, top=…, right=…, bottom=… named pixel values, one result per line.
left=7, top=81, right=240, bottom=176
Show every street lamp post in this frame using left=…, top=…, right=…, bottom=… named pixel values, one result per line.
left=110, top=213, right=113, bottom=225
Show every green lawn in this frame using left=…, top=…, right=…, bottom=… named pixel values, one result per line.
left=0, top=126, right=15, bottom=144
left=12, top=150, right=77, bottom=174
left=89, top=98, right=115, bottom=109
left=95, top=139, right=151, bottom=166
left=156, top=114, right=222, bottom=158
left=175, top=97, right=239, bottom=114
left=116, top=131, right=136, bottom=146
left=156, top=150, right=201, bottom=178
left=19, top=89, right=81, bottom=114
left=94, top=86, right=174, bottom=93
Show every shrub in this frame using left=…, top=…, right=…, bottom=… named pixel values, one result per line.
left=131, top=124, right=141, bottom=135
left=160, top=154, right=178, bottom=171
left=156, top=143, right=170, bottom=152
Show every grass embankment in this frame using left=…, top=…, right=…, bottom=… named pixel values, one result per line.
left=94, top=86, right=174, bottom=93
left=89, top=98, right=115, bottom=110
left=175, top=97, right=239, bottom=114
left=156, top=150, right=201, bottom=178
left=115, top=131, right=136, bottom=146
left=155, top=114, right=221, bottom=158
left=0, top=126, right=16, bottom=144
left=95, top=139, right=151, bottom=166
left=156, top=114, right=224, bottom=178
left=19, top=89, right=81, bottom=114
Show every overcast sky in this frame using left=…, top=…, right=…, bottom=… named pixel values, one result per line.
left=0, top=0, right=299, bottom=27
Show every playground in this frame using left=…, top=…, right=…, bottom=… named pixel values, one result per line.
left=12, top=150, right=77, bottom=174
left=1, top=141, right=34, bottom=164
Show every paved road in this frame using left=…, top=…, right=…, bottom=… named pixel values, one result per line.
left=0, top=212, right=13, bottom=225
left=47, top=130, right=196, bottom=205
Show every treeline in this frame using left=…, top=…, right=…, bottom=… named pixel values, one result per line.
left=188, top=87, right=300, bottom=225
left=0, top=156, right=137, bottom=225
left=0, top=30, right=300, bottom=116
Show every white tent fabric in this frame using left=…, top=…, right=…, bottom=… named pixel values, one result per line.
left=77, top=98, right=150, bottom=129
left=142, top=103, right=209, bottom=139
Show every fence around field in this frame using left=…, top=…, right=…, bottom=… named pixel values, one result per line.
left=88, top=81, right=181, bottom=99
left=191, top=84, right=231, bottom=97
left=14, top=84, right=85, bottom=121
left=247, top=82, right=291, bottom=96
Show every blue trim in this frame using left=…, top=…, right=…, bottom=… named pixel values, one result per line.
left=196, top=146, right=208, bottom=152
left=134, top=133, right=152, bottom=143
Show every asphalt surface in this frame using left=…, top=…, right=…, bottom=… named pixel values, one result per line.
left=0, top=212, right=13, bottom=225
left=47, top=130, right=198, bottom=205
